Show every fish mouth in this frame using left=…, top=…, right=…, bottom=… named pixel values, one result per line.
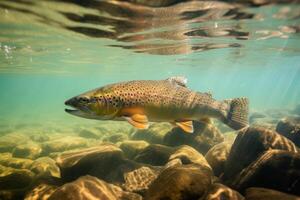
left=65, top=98, right=80, bottom=114
left=65, top=101, right=93, bottom=118
left=64, top=99, right=81, bottom=115
left=65, top=107, right=89, bottom=118
left=65, top=108, right=79, bottom=114
left=65, top=106, right=82, bottom=115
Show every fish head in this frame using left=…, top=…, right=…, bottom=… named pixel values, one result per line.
left=65, top=88, right=119, bottom=120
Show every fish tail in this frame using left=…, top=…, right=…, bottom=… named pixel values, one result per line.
left=223, top=97, right=249, bottom=130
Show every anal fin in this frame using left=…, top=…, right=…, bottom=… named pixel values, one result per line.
left=175, top=121, right=194, bottom=133
left=124, top=114, right=149, bottom=129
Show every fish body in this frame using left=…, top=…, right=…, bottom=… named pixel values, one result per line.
left=65, top=77, right=249, bottom=133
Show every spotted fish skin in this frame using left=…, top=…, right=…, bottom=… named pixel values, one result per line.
left=89, top=80, right=220, bottom=120
left=65, top=77, right=249, bottom=133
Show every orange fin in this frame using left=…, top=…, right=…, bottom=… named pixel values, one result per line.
left=124, top=114, right=149, bottom=129
left=175, top=121, right=194, bottom=133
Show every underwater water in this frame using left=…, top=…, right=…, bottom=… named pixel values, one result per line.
left=0, top=0, right=300, bottom=199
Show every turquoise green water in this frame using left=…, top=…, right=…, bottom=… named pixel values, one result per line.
left=0, top=0, right=300, bottom=127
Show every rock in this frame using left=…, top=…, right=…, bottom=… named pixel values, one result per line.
left=131, top=123, right=172, bottom=144
left=0, top=165, right=35, bottom=190
left=48, top=152, right=61, bottom=160
left=0, top=189, right=25, bottom=200
left=25, top=183, right=58, bottom=200
left=169, top=145, right=211, bottom=169
left=48, top=175, right=142, bottom=200
left=203, top=183, right=244, bottom=200
left=30, top=157, right=60, bottom=178
left=164, top=121, right=224, bottom=154
left=12, top=142, right=42, bottom=159
left=123, top=166, right=157, bottom=194
left=222, top=127, right=298, bottom=182
left=0, top=156, right=33, bottom=169
left=205, top=142, right=232, bottom=176
left=164, top=158, right=182, bottom=169
left=30, top=134, right=50, bottom=143
left=265, top=109, right=290, bottom=120
left=250, top=117, right=278, bottom=130
left=78, top=128, right=101, bottom=139
left=56, top=144, right=122, bottom=169
left=245, top=187, right=300, bottom=200
left=119, top=140, right=149, bottom=159
left=56, top=144, right=141, bottom=183
left=134, top=144, right=175, bottom=166
left=42, top=136, right=89, bottom=154
left=223, top=131, right=238, bottom=143
left=231, top=150, right=300, bottom=195
left=0, top=152, right=12, bottom=160
left=249, top=112, right=267, bottom=124
left=103, top=133, right=128, bottom=143
left=145, top=165, right=212, bottom=200
left=276, top=117, right=300, bottom=147
left=0, top=133, right=29, bottom=153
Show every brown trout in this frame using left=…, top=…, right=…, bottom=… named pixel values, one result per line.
left=65, top=77, right=249, bottom=133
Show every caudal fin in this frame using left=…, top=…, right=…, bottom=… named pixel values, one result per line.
left=224, top=98, right=249, bottom=130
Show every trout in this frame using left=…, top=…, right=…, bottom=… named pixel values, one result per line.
left=65, top=77, right=249, bottom=133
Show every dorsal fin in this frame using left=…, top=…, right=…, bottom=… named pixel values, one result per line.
left=167, top=76, right=187, bottom=87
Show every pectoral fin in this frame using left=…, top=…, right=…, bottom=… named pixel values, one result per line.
left=124, top=114, right=149, bottom=129
left=175, top=121, right=194, bottom=133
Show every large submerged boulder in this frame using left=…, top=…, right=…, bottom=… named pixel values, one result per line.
left=56, top=144, right=142, bottom=184
left=276, top=117, right=300, bottom=147
left=42, top=136, right=89, bottom=154
left=119, top=140, right=149, bottom=159
left=169, top=145, right=211, bottom=169
left=0, top=165, right=35, bottom=190
left=48, top=175, right=142, bottom=200
left=0, top=133, right=29, bottom=153
left=205, top=142, right=232, bottom=177
left=25, top=183, right=58, bottom=200
left=245, top=187, right=300, bottom=200
left=30, top=157, right=60, bottom=178
left=56, top=144, right=123, bottom=181
left=12, top=141, right=42, bottom=159
left=134, top=144, right=175, bottom=166
left=203, top=183, right=244, bottom=200
left=164, top=121, right=224, bottom=154
left=231, top=150, right=300, bottom=195
left=0, top=156, right=33, bottom=169
left=145, top=165, right=212, bottom=200
left=223, top=126, right=298, bottom=182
